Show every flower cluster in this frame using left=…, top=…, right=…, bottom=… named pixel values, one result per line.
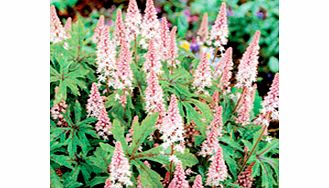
left=95, top=108, right=112, bottom=140
left=199, top=106, right=224, bottom=157
left=236, top=84, right=257, bottom=125
left=95, top=26, right=116, bottom=86
left=125, top=0, right=142, bottom=43
left=143, top=39, right=162, bottom=76
left=93, top=15, right=105, bottom=43
left=168, top=26, right=179, bottom=68
left=144, top=70, right=166, bottom=116
left=254, top=73, right=279, bottom=126
left=236, top=31, right=261, bottom=89
left=193, top=52, right=212, bottom=94
left=160, top=17, right=170, bottom=60
left=115, top=9, right=128, bottom=47
left=50, top=5, right=70, bottom=43
left=64, top=17, right=72, bottom=38
left=106, top=142, right=133, bottom=187
left=113, top=33, right=133, bottom=92
left=216, top=47, right=233, bottom=92
left=237, top=163, right=255, bottom=188
left=168, top=162, right=189, bottom=188
left=197, top=13, right=209, bottom=44
left=209, top=2, right=228, bottom=51
left=206, top=145, right=228, bottom=186
left=160, top=94, right=185, bottom=152
left=50, top=100, right=68, bottom=127
left=86, top=83, right=106, bottom=118
left=140, top=0, right=160, bottom=49
left=192, top=175, right=204, bottom=188
left=210, top=106, right=224, bottom=137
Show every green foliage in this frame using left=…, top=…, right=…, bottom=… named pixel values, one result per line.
left=51, top=0, right=78, bottom=11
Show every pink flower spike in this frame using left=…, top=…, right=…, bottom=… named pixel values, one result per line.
left=125, top=0, right=142, bottom=42
left=199, top=123, right=220, bottom=157
left=209, top=2, right=228, bottom=49
left=143, top=39, right=162, bottom=76
left=168, top=162, right=189, bottom=188
left=126, top=116, right=138, bottom=144
left=236, top=85, right=257, bottom=125
left=168, top=26, right=179, bottom=68
left=210, top=106, right=224, bottom=137
left=145, top=70, right=166, bottom=119
left=197, top=13, right=209, bottom=43
left=115, top=9, right=128, bottom=47
left=87, top=83, right=106, bottom=118
left=64, top=17, right=72, bottom=38
left=212, top=91, right=219, bottom=108
left=206, top=145, right=228, bottom=186
left=95, top=26, right=116, bottom=85
left=107, top=142, right=133, bottom=187
left=160, top=17, right=170, bottom=60
left=262, top=73, right=279, bottom=119
left=237, top=163, right=255, bottom=188
left=50, top=100, right=68, bottom=127
left=93, top=15, right=105, bottom=43
left=218, top=47, right=233, bottom=91
left=95, top=108, right=112, bottom=140
left=193, top=52, right=212, bottom=94
left=50, top=5, right=66, bottom=43
left=141, top=0, right=160, bottom=49
left=254, top=73, right=279, bottom=126
left=236, top=31, right=261, bottom=88
left=192, top=175, right=204, bottom=188
left=160, top=94, right=185, bottom=152
left=113, top=34, right=133, bottom=92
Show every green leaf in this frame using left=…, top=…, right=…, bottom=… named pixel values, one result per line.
left=88, top=176, right=107, bottom=187
left=67, top=131, right=79, bottom=158
left=177, top=14, right=188, bottom=37
left=223, top=152, right=238, bottom=180
left=257, top=139, right=279, bottom=156
left=51, top=154, right=74, bottom=169
left=54, top=82, right=67, bottom=104
left=77, top=131, right=91, bottom=155
left=190, top=99, right=213, bottom=122
left=220, top=136, right=244, bottom=152
left=74, top=100, right=82, bottom=123
left=130, top=113, right=158, bottom=155
left=99, top=142, right=115, bottom=153
left=133, top=160, right=163, bottom=188
left=136, top=146, right=170, bottom=165
left=111, top=119, right=128, bottom=152
left=268, top=56, right=279, bottom=73
left=175, top=150, right=199, bottom=167
left=253, top=91, right=263, bottom=117
left=183, top=102, right=207, bottom=136
left=50, top=167, right=63, bottom=188
left=87, top=143, right=114, bottom=173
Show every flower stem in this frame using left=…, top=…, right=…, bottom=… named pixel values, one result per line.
left=233, top=86, right=247, bottom=114
left=237, top=123, right=267, bottom=176
left=169, top=144, right=175, bottom=179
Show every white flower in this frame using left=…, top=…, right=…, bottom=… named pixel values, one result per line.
left=169, top=155, right=181, bottom=165
left=264, top=136, right=273, bottom=143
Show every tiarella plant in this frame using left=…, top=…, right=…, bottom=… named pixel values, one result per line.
left=50, top=1, right=279, bottom=187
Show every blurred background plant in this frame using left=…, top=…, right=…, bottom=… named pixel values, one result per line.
left=51, top=0, right=278, bottom=98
